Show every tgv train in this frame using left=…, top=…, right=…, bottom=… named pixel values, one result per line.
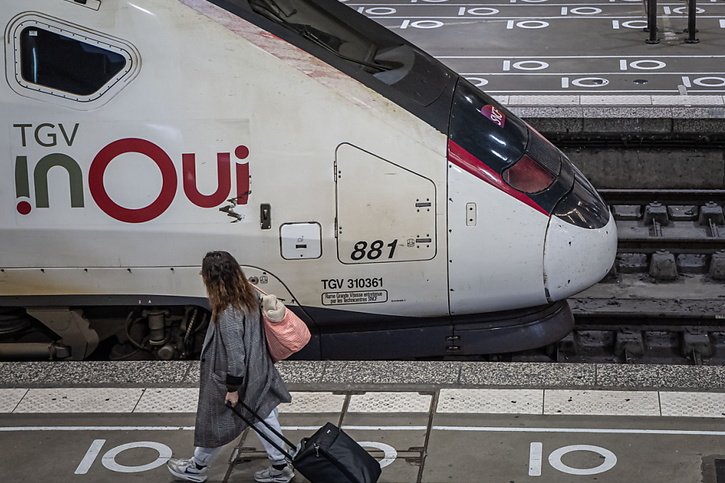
left=0, top=0, right=616, bottom=361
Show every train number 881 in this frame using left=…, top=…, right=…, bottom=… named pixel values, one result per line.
left=350, top=239, right=398, bottom=261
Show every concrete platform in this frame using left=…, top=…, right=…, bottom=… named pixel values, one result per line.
left=1, top=361, right=725, bottom=482
left=357, top=0, right=725, bottom=107
left=356, top=0, right=725, bottom=191
left=4, top=360, right=725, bottom=390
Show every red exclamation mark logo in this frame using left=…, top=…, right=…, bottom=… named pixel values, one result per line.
left=15, top=156, right=32, bottom=215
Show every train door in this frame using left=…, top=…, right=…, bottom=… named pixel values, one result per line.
left=335, top=143, right=437, bottom=264
left=319, top=142, right=451, bottom=358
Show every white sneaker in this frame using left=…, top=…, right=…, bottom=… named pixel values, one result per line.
left=167, top=457, right=208, bottom=482
left=254, top=464, right=294, bottom=483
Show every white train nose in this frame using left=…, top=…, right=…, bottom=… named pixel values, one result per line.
left=543, top=214, right=617, bottom=301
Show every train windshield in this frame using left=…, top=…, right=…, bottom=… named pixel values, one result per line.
left=449, top=81, right=529, bottom=170
left=448, top=79, right=575, bottom=215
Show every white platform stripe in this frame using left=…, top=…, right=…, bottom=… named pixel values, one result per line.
left=497, top=95, right=725, bottom=106
left=348, top=392, right=432, bottom=413
left=279, top=392, right=346, bottom=413
left=651, top=95, right=725, bottom=105
left=544, top=390, right=660, bottom=417
left=578, top=95, right=654, bottom=105
left=3, top=389, right=725, bottom=417
left=0, top=426, right=196, bottom=431
left=508, top=94, right=580, bottom=105
left=438, top=389, right=543, bottom=414
left=2, top=425, right=725, bottom=436
left=660, top=391, right=725, bottom=418
left=14, top=388, right=143, bottom=413
left=75, top=389, right=347, bottom=414
left=0, top=389, right=27, bottom=413
left=134, top=388, right=199, bottom=413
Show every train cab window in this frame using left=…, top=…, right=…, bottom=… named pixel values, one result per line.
left=5, top=14, right=140, bottom=108
left=20, top=27, right=126, bottom=96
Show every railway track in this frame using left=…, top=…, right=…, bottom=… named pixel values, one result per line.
left=547, top=189, right=725, bottom=365
left=600, top=189, right=725, bottom=206
left=565, top=293, right=725, bottom=364
left=600, top=189, right=725, bottom=276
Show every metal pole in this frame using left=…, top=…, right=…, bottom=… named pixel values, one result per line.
left=686, top=0, right=699, bottom=43
left=646, top=0, right=659, bottom=44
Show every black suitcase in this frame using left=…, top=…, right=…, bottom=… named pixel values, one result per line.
left=229, top=401, right=381, bottom=483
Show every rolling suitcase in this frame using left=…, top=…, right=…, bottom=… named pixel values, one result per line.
left=228, top=401, right=381, bottom=483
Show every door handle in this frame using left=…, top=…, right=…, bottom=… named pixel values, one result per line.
left=260, top=203, right=271, bottom=230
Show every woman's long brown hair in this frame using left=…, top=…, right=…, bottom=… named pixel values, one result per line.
left=201, top=251, right=258, bottom=321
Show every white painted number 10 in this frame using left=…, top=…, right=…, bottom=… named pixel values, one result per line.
left=529, top=442, right=617, bottom=477
left=75, top=439, right=172, bottom=474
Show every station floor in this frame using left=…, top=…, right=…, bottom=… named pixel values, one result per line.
left=356, top=0, right=725, bottom=106
left=1, top=360, right=725, bottom=482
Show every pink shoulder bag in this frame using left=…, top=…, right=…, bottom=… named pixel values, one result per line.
left=254, top=286, right=311, bottom=362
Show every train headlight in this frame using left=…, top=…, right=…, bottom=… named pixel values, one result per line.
left=502, top=154, right=556, bottom=194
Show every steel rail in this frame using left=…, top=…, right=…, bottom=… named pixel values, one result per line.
left=601, top=189, right=725, bottom=205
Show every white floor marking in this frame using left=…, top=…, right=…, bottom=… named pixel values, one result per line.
left=349, top=2, right=648, bottom=4
left=0, top=426, right=195, bottom=431
left=376, top=15, right=725, bottom=19
left=358, top=442, right=398, bottom=468
left=486, top=90, right=724, bottom=94
left=101, top=441, right=173, bottom=473
left=548, top=444, right=617, bottom=475
left=629, top=60, right=667, bottom=70
left=340, top=425, right=429, bottom=431
left=350, top=2, right=706, bottom=5
left=528, top=442, right=543, bottom=476
left=2, top=425, right=725, bottom=436
left=438, top=54, right=725, bottom=59
left=458, top=72, right=725, bottom=76
left=432, top=426, right=725, bottom=436
left=75, top=439, right=106, bottom=474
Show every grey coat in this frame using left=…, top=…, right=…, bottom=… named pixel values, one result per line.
left=194, top=301, right=291, bottom=448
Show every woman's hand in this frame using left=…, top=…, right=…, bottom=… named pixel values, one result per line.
left=225, top=390, right=239, bottom=407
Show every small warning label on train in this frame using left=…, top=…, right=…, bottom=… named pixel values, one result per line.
left=322, top=290, right=388, bottom=305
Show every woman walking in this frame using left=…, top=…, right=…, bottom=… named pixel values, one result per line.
left=167, top=251, right=294, bottom=483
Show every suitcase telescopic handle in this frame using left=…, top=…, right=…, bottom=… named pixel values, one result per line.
left=226, top=401, right=296, bottom=460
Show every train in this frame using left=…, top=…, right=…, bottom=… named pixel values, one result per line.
left=0, top=0, right=617, bottom=361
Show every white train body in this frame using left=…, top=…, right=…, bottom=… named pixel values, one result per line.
left=0, top=0, right=616, bottom=360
